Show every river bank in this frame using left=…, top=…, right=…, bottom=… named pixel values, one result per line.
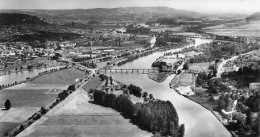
left=147, top=72, right=171, bottom=83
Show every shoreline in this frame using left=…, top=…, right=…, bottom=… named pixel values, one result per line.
left=147, top=72, right=171, bottom=83
left=172, top=87, right=237, bottom=137
left=0, top=65, right=63, bottom=77
left=0, top=66, right=67, bottom=91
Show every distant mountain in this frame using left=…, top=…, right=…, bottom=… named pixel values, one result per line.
left=0, top=13, right=47, bottom=25
left=246, top=12, right=260, bottom=21
left=0, top=7, right=205, bottom=24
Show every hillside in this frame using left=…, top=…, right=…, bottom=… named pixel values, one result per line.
left=0, top=13, right=81, bottom=42
left=246, top=12, right=260, bottom=21
left=0, top=13, right=47, bottom=25
left=0, top=7, right=204, bottom=24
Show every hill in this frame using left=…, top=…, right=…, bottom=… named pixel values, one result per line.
left=0, top=7, right=204, bottom=24
left=0, top=13, right=81, bottom=42
left=0, top=13, right=47, bottom=25
left=246, top=12, right=260, bottom=21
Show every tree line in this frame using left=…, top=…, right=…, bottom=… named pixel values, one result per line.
left=92, top=89, right=184, bottom=137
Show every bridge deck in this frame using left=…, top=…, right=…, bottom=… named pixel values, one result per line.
left=99, top=68, right=159, bottom=74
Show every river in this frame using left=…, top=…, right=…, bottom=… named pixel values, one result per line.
left=0, top=38, right=231, bottom=137
left=0, top=66, right=62, bottom=86
left=106, top=38, right=232, bottom=137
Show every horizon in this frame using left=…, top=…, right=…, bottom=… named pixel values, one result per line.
left=0, top=0, right=260, bottom=14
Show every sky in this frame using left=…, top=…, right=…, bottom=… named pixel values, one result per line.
left=0, top=0, right=260, bottom=14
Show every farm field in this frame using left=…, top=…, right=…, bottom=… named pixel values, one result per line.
left=0, top=67, right=89, bottom=136
left=29, top=67, right=86, bottom=85
left=179, top=73, right=194, bottom=86
left=18, top=77, right=152, bottom=137
left=189, top=62, right=211, bottom=72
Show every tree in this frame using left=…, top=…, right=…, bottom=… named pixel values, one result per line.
left=19, top=125, right=24, bottom=131
left=110, top=76, right=113, bottom=85
left=67, top=84, right=75, bottom=91
left=99, top=74, right=107, bottom=81
left=149, top=94, right=155, bottom=100
left=103, top=93, right=117, bottom=108
left=178, top=124, right=185, bottom=137
left=4, top=100, right=11, bottom=110
left=183, top=63, right=189, bottom=70
left=40, top=107, right=46, bottom=114
left=177, top=69, right=182, bottom=75
left=128, top=84, right=142, bottom=97
left=93, top=90, right=105, bottom=105
left=105, top=77, right=109, bottom=87
left=143, top=92, right=148, bottom=98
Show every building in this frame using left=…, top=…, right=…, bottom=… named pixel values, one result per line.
left=249, top=83, right=260, bottom=90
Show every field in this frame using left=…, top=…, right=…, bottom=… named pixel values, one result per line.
left=0, top=67, right=87, bottom=136
left=189, top=62, right=211, bottom=72
left=29, top=67, right=86, bottom=85
left=18, top=77, right=152, bottom=137
left=0, top=89, right=56, bottom=107
left=150, top=26, right=182, bottom=32
left=179, top=73, right=194, bottom=86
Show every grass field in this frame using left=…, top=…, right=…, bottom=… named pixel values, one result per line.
left=18, top=77, right=152, bottom=137
left=179, top=73, right=194, bottom=86
left=29, top=68, right=86, bottom=85
left=0, top=89, right=56, bottom=107
left=0, top=122, right=18, bottom=136
left=189, top=62, right=211, bottom=72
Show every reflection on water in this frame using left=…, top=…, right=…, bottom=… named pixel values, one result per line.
left=107, top=38, right=231, bottom=137
left=204, top=21, right=260, bottom=37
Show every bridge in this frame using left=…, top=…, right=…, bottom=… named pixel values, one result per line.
left=99, top=68, right=159, bottom=74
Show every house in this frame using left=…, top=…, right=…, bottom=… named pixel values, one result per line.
left=249, top=83, right=260, bottom=90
